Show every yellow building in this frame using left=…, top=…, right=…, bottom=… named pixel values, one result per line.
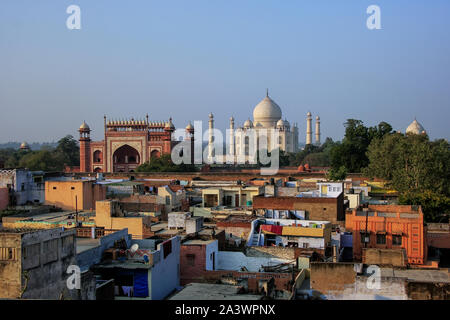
left=202, top=186, right=263, bottom=208
left=45, top=180, right=106, bottom=211
left=94, top=200, right=152, bottom=239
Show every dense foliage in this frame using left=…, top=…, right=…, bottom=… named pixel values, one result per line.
left=0, top=135, right=79, bottom=171
left=136, top=154, right=197, bottom=172
left=329, top=119, right=393, bottom=173
left=364, top=132, right=450, bottom=222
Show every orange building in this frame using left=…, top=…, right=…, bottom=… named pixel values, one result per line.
left=345, top=205, right=427, bottom=265
left=45, top=180, right=106, bottom=211
left=78, top=115, right=195, bottom=173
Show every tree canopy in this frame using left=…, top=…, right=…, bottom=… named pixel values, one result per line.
left=0, top=135, right=79, bottom=171
left=136, top=154, right=197, bottom=172
left=330, top=119, right=393, bottom=173
left=364, top=132, right=450, bottom=222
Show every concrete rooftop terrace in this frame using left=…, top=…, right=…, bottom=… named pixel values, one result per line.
left=151, top=222, right=217, bottom=236
left=169, top=283, right=263, bottom=300
left=76, top=237, right=101, bottom=254
left=376, top=268, right=450, bottom=283
left=182, top=239, right=217, bottom=246
left=4, top=210, right=90, bottom=224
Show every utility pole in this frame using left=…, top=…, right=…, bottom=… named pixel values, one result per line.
left=364, top=210, right=369, bottom=248
left=75, top=195, right=78, bottom=227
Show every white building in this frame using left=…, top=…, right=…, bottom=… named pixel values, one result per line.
left=0, top=169, right=45, bottom=205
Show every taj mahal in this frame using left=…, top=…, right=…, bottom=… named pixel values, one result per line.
left=206, top=91, right=321, bottom=163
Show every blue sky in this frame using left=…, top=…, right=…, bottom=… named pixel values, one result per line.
left=0, top=0, right=449, bottom=143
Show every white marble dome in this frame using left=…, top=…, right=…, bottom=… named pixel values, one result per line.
left=406, top=119, right=426, bottom=135
left=253, top=94, right=282, bottom=126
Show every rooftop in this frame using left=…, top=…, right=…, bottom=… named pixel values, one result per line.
left=182, top=239, right=217, bottom=246
left=0, top=227, right=41, bottom=234
left=169, top=283, right=263, bottom=300
left=373, top=268, right=450, bottom=284
left=94, top=259, right=153, bottom=270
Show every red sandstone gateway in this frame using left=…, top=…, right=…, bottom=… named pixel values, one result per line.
left=77, top=116, right=194, bottom=173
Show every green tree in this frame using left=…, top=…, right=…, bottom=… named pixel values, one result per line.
left=18, top=150, right=61, bottom=171
left=330, top=119, right=392, bottom=173
left=364, top=133, right=450, bottom=222
left=399, top=191, right=450, bottom=223
left=55, top=135, right=79, bottom=166
left=136, top=154, right=197, bottom=172
left=364, top=134, right=449, bottom=195
left=327, top=165, right=347, bottom=181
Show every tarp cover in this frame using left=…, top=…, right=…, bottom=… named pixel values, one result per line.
left=133, top=270, right=149, bottom=298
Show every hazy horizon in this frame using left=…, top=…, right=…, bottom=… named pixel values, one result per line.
left=1, top=0, right=449, bottom=144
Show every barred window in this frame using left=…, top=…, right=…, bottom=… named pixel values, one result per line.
left=392, top=235, right=402, bottom=246
left=376, top=234, right=386, bottom=245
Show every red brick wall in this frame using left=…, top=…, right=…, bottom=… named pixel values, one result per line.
left=0, top=187, right=9, bottom=210
left=180, top=245, right=207, bottom=285
left=79, top=139, right=91, bottom=173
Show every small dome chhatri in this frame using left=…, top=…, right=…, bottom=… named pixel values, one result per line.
left=185, top=122, right=194, bottom=131
left=243, top=119, right=253, bottom=128
left=20, top=142, right=30, bottom=150
left=406, top=118, right=426, bottom=135
left=165, top=117, right=175, bottom=130
left=79, top=121, right=90, bottom=130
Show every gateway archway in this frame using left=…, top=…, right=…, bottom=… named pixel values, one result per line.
left=113, top=144, right=141, bottom=172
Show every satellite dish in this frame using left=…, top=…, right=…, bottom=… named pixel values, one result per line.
left=130, top=244, right=139, bottom=253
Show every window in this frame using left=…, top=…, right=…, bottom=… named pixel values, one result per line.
left=71, top=187, right=75, bottom=190
left=0, top=247, right=16, bottom=261
left=360, top=232, right=370, bottom=244
left=376, top=234, right=386, bottom=245
left=186, top=254, right=195, bottom=266
left=392, top=235, right=402, bottom=246
left=53, top=187, right=57, bottom=190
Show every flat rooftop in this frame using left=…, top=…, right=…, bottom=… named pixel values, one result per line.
left=76, top=238, right=100, bottom=254
left=0, top=227, right=41, bottom=234
left=182, top=239, right=217, bottom=246
left=94, top=260, right=153, bottom=270
left=169, top=283, right=263, bottom=300
left=376, top=268, right=450, bottom=283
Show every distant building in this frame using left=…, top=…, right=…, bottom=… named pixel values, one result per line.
left=253, top=182, right=345, bottom=224
left=19, top=142, right=30, bottom=151
left=201, top=185, right=263, bottom=208
left=94, top=200, right=153, bottom=240
left=45, top=179, right=106, bottom=211
left=345, top=204, right=429, bottom=266
left=0, top=169, right=45, bottom=205
left=78, top=115, right=194, bottom=173
left=406, top=118, right=427, bottom=135
left=247, top=218, right=332, bottom=252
